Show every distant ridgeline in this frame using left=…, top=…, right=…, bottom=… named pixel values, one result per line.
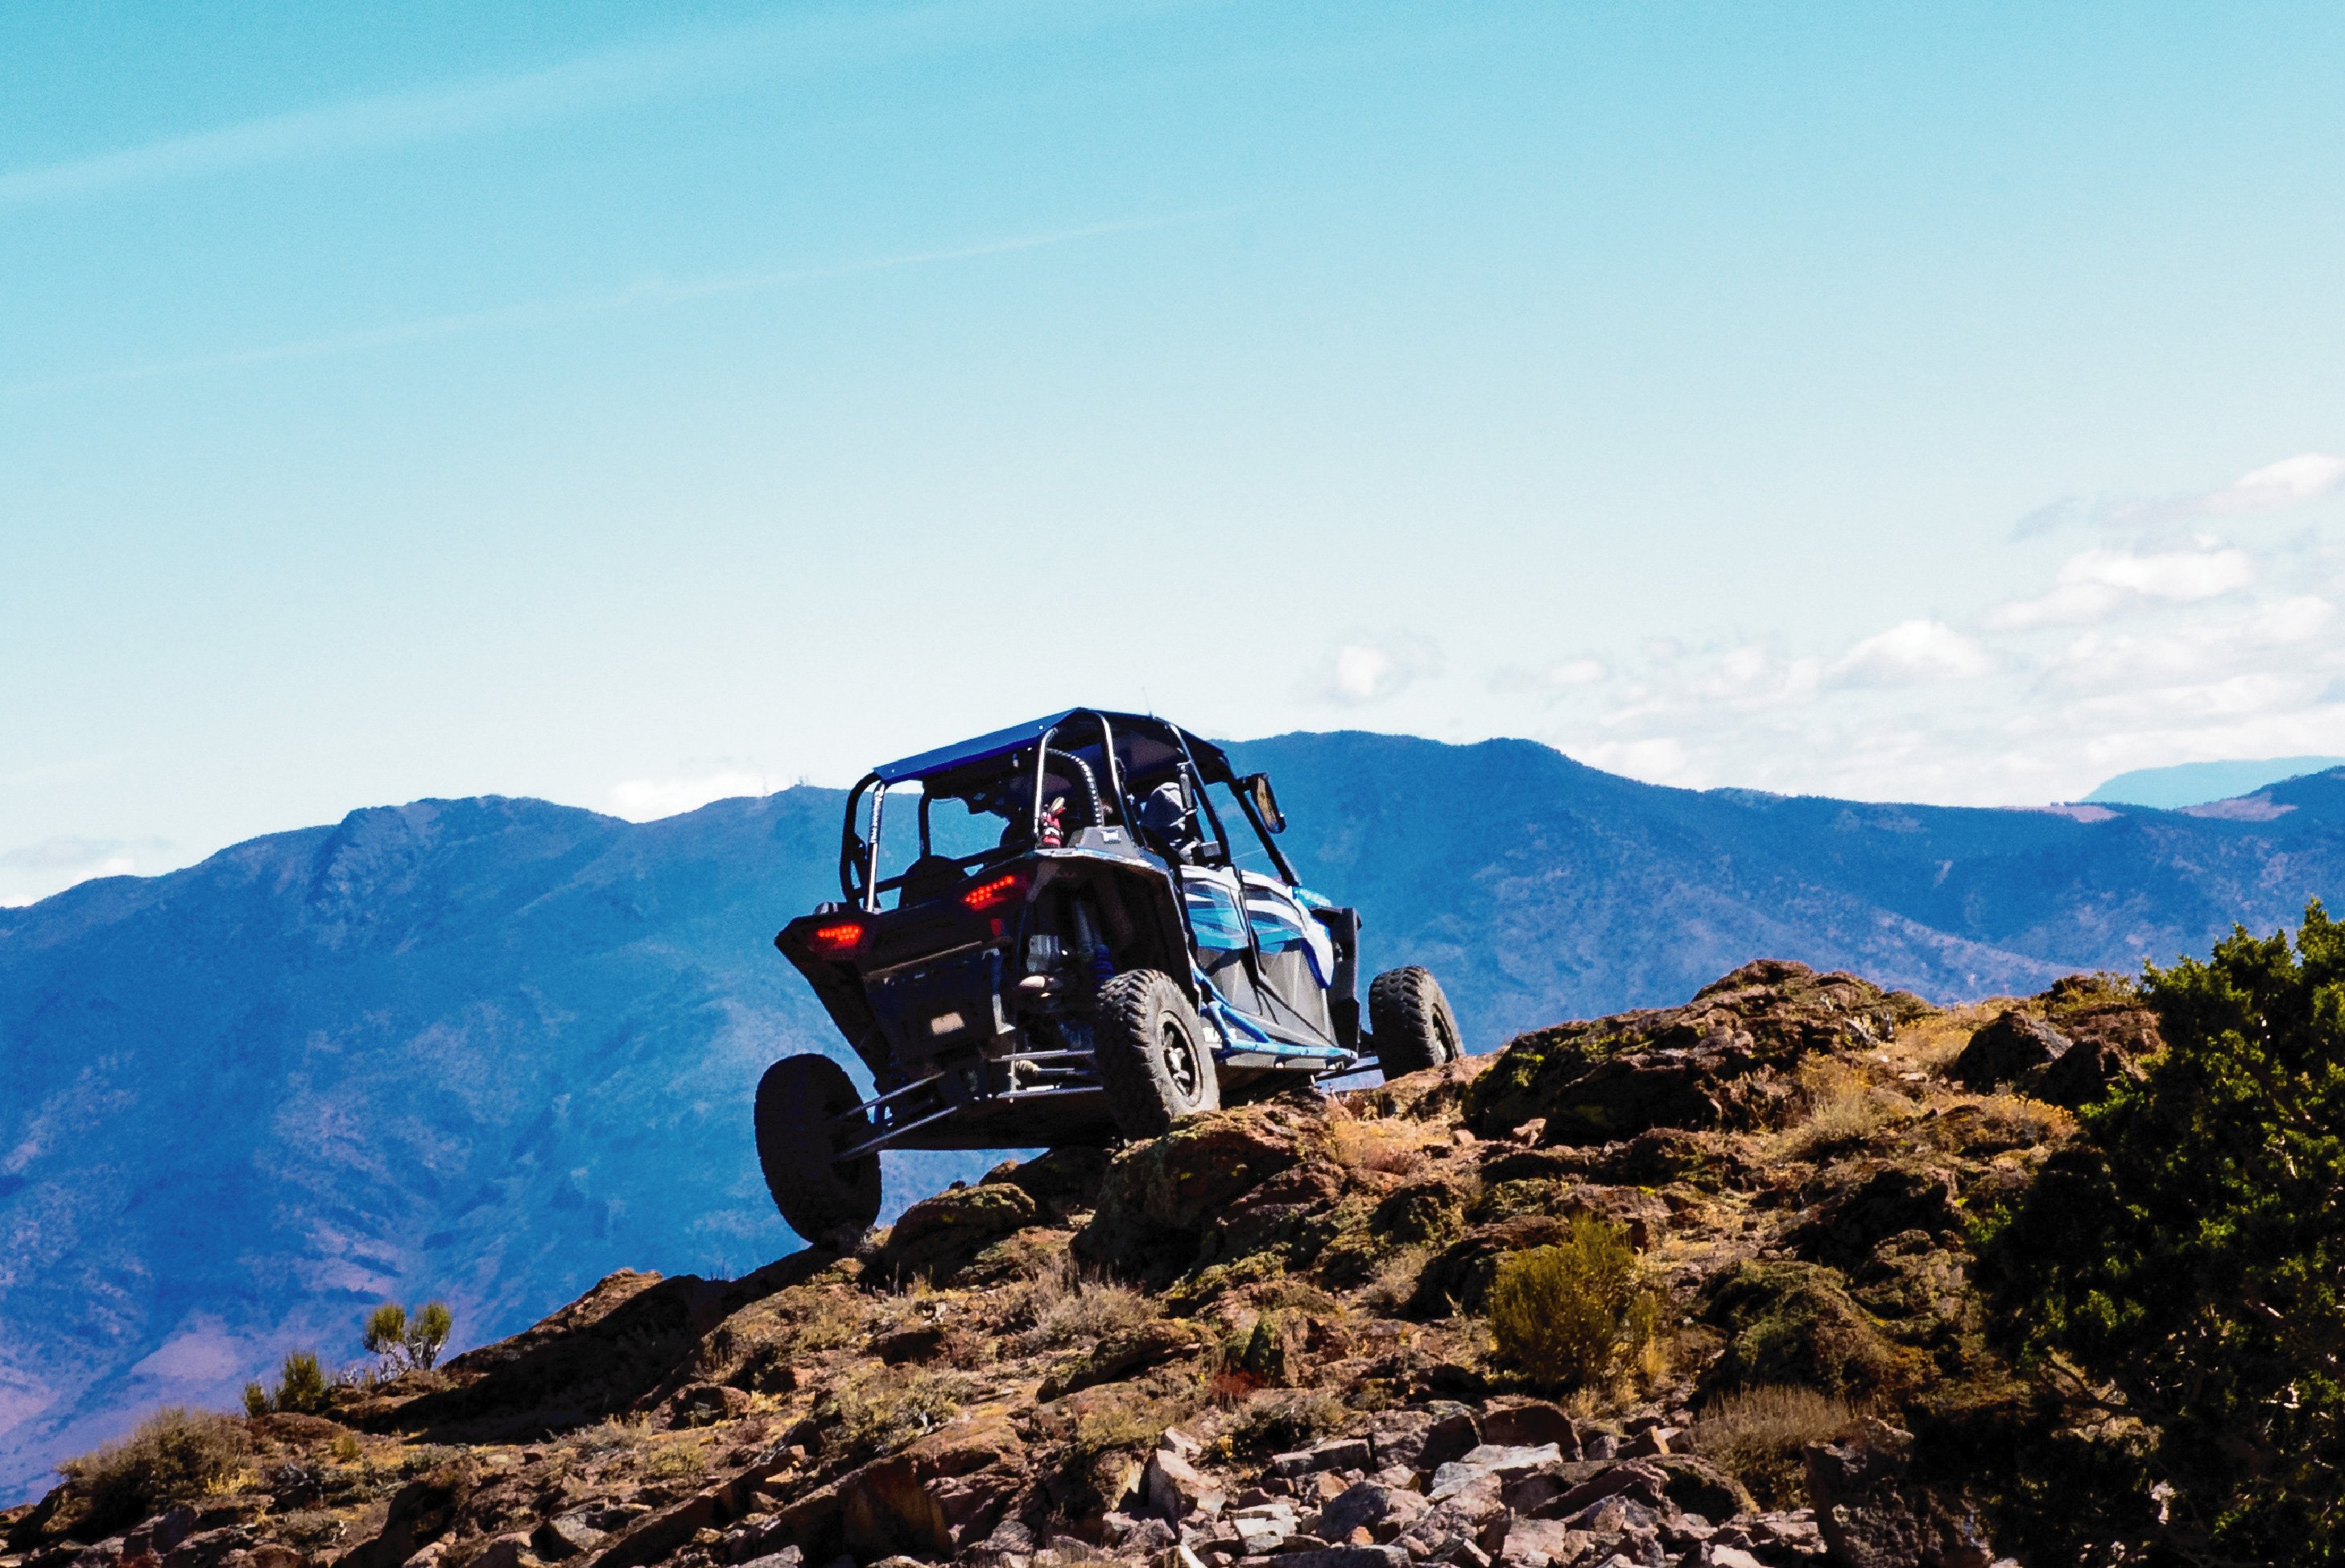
left=2085, top=755, right=2345, bottom=810
left=4, top=728, right=2344, bottom=1500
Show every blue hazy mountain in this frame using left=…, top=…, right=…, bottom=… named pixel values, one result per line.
left=2085, top=755, right=2345, bottom=809
left=5, top=731, right=2344, bottom=1500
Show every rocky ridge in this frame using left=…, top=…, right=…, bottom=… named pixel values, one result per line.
left=2, top=961, right=2156, bottom=1568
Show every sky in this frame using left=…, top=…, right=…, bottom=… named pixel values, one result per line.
left=6, top=1, right=2345, bottom=906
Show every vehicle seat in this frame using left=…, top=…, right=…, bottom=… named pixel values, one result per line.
left=897, top=855, right=967, bottom=906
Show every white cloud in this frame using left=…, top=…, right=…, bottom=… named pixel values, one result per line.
left=1320, top=634, right=1440, bottom=704
left=1991, top=541, right=2255, bottom=629
left=605, top=769, right=770, bottom=821
left=1827, top=620, right=1992, bottom=687
left=2201, top=452, right=2345, bottom=514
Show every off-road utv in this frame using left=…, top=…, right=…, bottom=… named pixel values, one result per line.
left=757, top=708, right=1460, bottom=1245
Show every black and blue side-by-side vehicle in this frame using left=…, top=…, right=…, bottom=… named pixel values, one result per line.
left=755, top=708, right=1460, bottom=1246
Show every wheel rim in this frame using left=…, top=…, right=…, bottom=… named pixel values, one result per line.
left=1435, top=1007, right=1460, bottom=1061
left=1159, top=1017, right=1203, bottom=1100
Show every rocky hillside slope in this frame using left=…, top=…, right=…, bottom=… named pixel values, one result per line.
left=9, top=735, right=2338, bottom=1504
left=2, top=959, right=2157, bottom=1568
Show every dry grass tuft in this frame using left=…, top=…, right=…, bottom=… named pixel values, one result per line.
left=1919, top=1092, right=2078, bottom=1155
left=822, top=1364, right=968, bottom=1463
left=1360, top=1243, right=1435, bottom=1314
left=1226, top=1386, right=1345, bottom=1455
left=641, top=1435, right=710, bottom=1482
left=1326, top=1116, right=1431, bottom=1178
left=1014, top=1257, right=1157, bottom=1351
left=58, top=1407, right=248, bottom=1533
left=1777, top=1059, right=1916, bottom=1158
left=774, top=1286, right=867, bottom=1354
left=1691, top=1384, right=1858, bottom=1508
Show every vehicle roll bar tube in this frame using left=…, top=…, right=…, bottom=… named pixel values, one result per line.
left=840, top=772, right=881, bottom=904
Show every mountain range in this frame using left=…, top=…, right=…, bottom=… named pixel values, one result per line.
left=5, top=728, right=2344, bottom=1500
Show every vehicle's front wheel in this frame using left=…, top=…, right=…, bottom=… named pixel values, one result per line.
left=1093, top=969, right=1220, bottom=1138
left=1369, top=965, right=1462, bottom=1079
left=754, top=1054, right=884, bottom=1248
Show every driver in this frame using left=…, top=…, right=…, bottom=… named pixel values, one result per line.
left=1135, top=778, right=1207, bottom=864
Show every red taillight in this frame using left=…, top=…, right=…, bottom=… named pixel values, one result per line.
left=961, top=869, right=1028, bottom=911
left=804, top=919, right=869, bottom=958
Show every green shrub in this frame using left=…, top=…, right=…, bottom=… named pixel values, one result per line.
left=274, top=1350, right=331, bottom=1414
left=1978, top=901, right=2345, bottom=1565
left=1699, top=1260, right=1918, bottom=1401
left=58, top=1407, right=248, bottom=1533
left=1485, top=1215, right=1662, bottom=1389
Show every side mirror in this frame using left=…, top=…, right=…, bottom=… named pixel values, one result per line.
left=1241, top=773, right=1286, bottom=834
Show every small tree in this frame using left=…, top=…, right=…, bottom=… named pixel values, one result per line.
left=1980, top=900, right=2345, bottom=1564
left=407, top=1301, right=453, bottom=1370
left=361, top=1298, right=454, bottom=1371
left=361, top=1302, right=407, bottom=1364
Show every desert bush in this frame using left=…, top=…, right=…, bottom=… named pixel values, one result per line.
left=1921, top=1093, right=2075, bottom=1157
left=777, top=1286, right=865, bottom=1353
left=241, top=1350, right=334, bottom=1416
left=1360, top=1243, right=1434, bottom=1314
left=1777, top=1060, right=1913, bottom=1157
left=564, top=1417, right=652, bottom=1460
left=1978, top=902, right=2345, bottom=1566
left=1691, top=1385, right=1856, bottom=1508
left=821, top=1366, right=967, bottom=1463
left=1016, top=1257, right=1155, bottom=1351
left=59, top=1407, right=248, bottom=1533
left=1700, top=1261, right=1918, bottom=1401
left=1227, top=1386, right=1344, bottom=1454
left=1485, top=1216, right=1663, bottom=1390
left=642, top=1439, right=709, bottom=1483
left=1326, top=1116, right=1430, bottom=1177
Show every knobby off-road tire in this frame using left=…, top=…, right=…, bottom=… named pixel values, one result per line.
left=754, top=1054, right=884, bottom=1248
left=1093, top=968, right=1220, bottom=1139
left=1369, top=965, right=1462, bottom=1079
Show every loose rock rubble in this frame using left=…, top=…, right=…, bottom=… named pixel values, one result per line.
left=6, top=962, right=2126, bottom=1568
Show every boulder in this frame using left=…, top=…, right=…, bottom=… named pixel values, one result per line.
left=837, top=1413, right=1028, bottom=1559
left=1142, top=1449, right=1212, bottom=1524
left=1315, top=1482, right=1427, bottom=1545
left=1475, top=1403, right=1579, bottom=1457
left=1786, top=1166, right=1959, bottom=1273
left=1468, top=961, right=1907, bottom=1137
left=2028, top=1034, right=2144, bottom=1108
left=1804, top=1421, right=1994, bottom=1568
left=1075, top=1100, right=1320, bottom=1281
left=1948, top=1011, right=2069, bottom=1092
left=877, top=1182, right=1039, bottom=1281
left=1489, top=1518, right=1588, bottom=1568
left=1039, top=1318, right=1213, bottom=1400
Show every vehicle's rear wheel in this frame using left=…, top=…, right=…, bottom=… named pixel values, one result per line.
left=754, top=1054, right=884, bottom=1248
left=1369, top=966, right=1462, bottom=1079
left=1093, top=969, right=1220, bottom=1138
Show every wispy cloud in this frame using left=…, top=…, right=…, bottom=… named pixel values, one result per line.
left=2013, top=451, right=2345, bottom=538
left=0, top=2, right=1127, bottom=213
left=2, top=213, right=1214, bottom=398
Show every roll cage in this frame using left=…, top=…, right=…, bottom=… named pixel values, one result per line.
left=836, top=708, right=1295, bottom=913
